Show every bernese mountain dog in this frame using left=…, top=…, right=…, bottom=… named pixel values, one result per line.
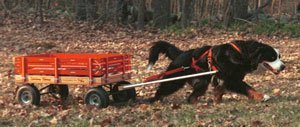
left=147, top=40, right=285, bottom=103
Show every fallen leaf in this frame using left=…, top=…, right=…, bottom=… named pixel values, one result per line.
left=50, top=117, right=58, bottom=125
left=138, top=104, right=149, bottom=112
left=273, top=88, right=281, bottom=96
left=252, top=120, right=263, bottom=126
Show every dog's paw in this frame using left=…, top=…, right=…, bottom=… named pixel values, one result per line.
left=262, top=94, right=271, bottom=102
left=146, top=63, right=153, bottom=70
left=148, top=97, right=161, bottom=103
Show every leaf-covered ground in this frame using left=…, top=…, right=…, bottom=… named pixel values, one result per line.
left=0, top=19, right=299, bottom=126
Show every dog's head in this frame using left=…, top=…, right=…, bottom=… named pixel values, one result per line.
left=251, top=42, right=285, bottom=75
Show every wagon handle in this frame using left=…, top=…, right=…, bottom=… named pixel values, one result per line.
left=118, top=71, right=218, bottom=90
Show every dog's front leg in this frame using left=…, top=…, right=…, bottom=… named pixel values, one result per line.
left=187, top=77, right=210, bottom=104
left=225, top=80, right=271, bottom=102
left=212, top=77, right=226, bottom=104
left=246, top=88, right=271, bottom=102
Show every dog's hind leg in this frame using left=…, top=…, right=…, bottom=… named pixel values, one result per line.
left=150, top=79, right=186, bottom=103
left=187, top=76, right=211, bottom=104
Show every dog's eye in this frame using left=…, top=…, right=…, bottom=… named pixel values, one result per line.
left=270, top=56, right=276, bottom=60
left=279, top=54, right=281, bottom=59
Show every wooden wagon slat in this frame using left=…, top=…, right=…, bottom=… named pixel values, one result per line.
left=14, top=53, right=132, bottom=86
left=15, top=73, right=131, bottom=85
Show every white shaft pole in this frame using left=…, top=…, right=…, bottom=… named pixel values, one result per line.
left=119, top=71, right=217, bottom=90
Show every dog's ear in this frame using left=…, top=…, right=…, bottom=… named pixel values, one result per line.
left=249, top=47, right=264, bottom=65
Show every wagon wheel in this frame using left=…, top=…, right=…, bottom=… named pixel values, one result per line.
left=16, top=84, right=40, bottom=105
left=112, top=81, right=136, bottom=103
left=84, top=87, right=109, bottom=108
left=48, top=84, right=69, bottom=101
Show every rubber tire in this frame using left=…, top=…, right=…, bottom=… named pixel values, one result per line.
left=112, top=81, right=137, bottom=103
left=84, top=87, right=109, bottom=108
left=16, top=84, right=40, bottom=106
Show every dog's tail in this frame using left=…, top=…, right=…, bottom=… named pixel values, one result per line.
left=147, top=41, right=183, bottom=70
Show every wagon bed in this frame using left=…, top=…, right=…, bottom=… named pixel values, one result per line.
left=14, top=53, right=131, bottom=86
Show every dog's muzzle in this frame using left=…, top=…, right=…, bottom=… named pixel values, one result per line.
left=263, top=59, right=285, bottom=75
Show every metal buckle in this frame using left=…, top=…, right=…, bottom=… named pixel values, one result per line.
left=207, top=62, right=212, bottom=71
left=182, top=66, right=190, bottom=70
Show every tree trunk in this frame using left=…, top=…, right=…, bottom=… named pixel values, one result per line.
left=224, top=0, right=249, bottom=26
left=252, top=0, right=271, bottom=20
left=137, top=0, right=146, bottom=29
left=278, top=0, right=281, bottom=14
left=75, top=0, right=86, bottom=20
left=152, top=0, right=171, bottom=28
left=38, top=0, right=44, bottom=24
left=1, top=0, right=9, bottom=18
left=232, top=0, right=249, bottom=19
left=200, top=0, right=206, bottom=18
left=47, top=0, right=51, bottom=9
left=297, top=2, right=300, bottom=13
left=181, top=0, right=192, bottom=28
left=223, top=0, right=233, bottom=27
left=86, top=0, right=97, bottom=21
left=271, top=0, right=275, bottom=14
left=254, top=0, right=259, bottom=20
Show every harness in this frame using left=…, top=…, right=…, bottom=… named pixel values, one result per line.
left=229, top=42, right=242, bottom=53
left=207, top=48, right=218, bottom=71
left=144, top=42, right=242, bottom=82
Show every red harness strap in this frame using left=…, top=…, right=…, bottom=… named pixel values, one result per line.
left=207, top=42, right=242, bottom=71
left=229, top=42, right=242, bottom=53
left=144, top=67, right=186, bottom=82
left=207, top=48, right=218, bottom=71
left=191, top=50, right=209, bottom=71
left=144, top=48, right=210, bottom=82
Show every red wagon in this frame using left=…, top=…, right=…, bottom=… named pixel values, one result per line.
left=14, top=53, right=136, bottom=108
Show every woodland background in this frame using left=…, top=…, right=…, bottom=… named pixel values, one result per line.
left=0, top=0, right=300, bottom=126
left=1, top=0, right=300, bottom=31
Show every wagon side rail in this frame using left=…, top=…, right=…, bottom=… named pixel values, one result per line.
left=14, top=54, right=131, bottom=86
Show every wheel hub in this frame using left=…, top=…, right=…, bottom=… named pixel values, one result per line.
left=89, top=94, right=101, bottom=106
left=21, top=91, right=32, bottom=104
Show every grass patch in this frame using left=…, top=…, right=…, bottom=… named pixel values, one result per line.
left=228, top=19, right=300, bottom=37
left=255, top=20, right=300, bottom=37
left=163, top=23, right=195, bottom=36
left=196, top=17, right=300, bottom=37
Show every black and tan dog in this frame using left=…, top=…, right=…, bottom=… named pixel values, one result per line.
left=147, top=40, right=285, bottom=103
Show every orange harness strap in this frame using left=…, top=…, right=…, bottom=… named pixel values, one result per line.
left=229, top=42, right=242, bottom=53
left=207, top=42, right=242, bottom=71
left=207, top=48, right=218, bottom=71
left=191, top=50, right=209, bottom=71
left=144, top=67, right=186, bottom=82
left=145, top=48, right=211, bottom=82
